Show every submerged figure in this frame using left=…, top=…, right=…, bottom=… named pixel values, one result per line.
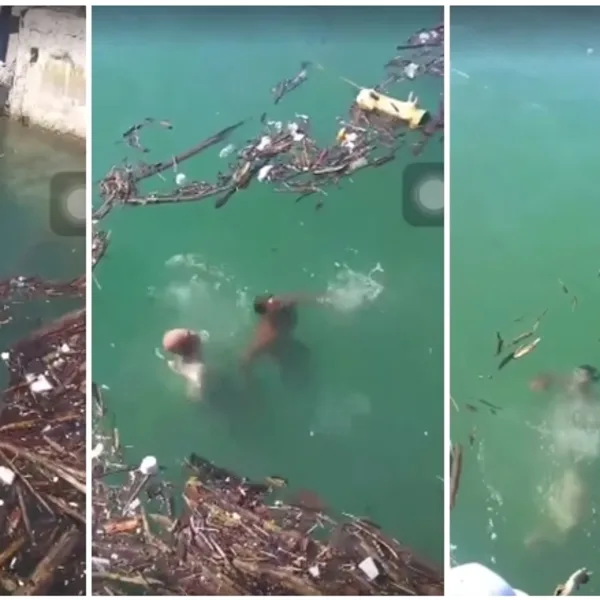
left=529, top=365, right=599, bottom=397
left=241, top=292, right=323, bottom=385
left=163, top=328, right=205, bottom=397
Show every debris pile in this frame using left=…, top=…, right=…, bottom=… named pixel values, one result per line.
left=92, top=387, right=443, bottom=596
left=0, top=307, right=86, bottom=595
left=0, top=274, right=85, bottom=308
left=93, top=24, right=444, bottom=222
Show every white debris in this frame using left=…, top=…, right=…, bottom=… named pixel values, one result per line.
left=256, top=136, right=272, bottom=151
left=257, top=165, right=274, bottom=182
left=287, top=122, right=305, bottom=142
left=91, top=443, right=104, bottom=460
left=404, top=62, right=418, bottom=79
left=175, top=172, right=187, bottom=186
left=587, top=47, right=594, bottom=55
left=0, top=466, right=16, bottom=486
left=60, top=343, right=70, bottom=353
left=418, top=32, right=430, bottom=43
left=219, top=143, right=235, bottom=158
left=26, top=373, right=53, bottom=393
left=267, top=120, right=282, bottom=132
left=91, top=556, right=110, bottom=572
left=127, top=498, right=141, bottom=512
left=139, top=455, right=158, bottom=476
left=308, top=565, right=320, bottom=578
left=0, top=351, right=9, bottom=361
left=342, top=132, right=358, bottom=152
left=358, top=557, right=379, bottom=581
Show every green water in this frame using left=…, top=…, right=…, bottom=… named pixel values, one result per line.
left=0, top=120, right=85, bottom=389
left=92, top=6, right=444, bottom=562
left=450, top=7, right=600, bottom=594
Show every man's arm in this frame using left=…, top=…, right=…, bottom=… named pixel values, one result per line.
left=273, top=292, right=327, bottom=307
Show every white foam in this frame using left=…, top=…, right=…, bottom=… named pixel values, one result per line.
left=324, top=262, right=384, bottom=312
left=219, top=143, right=235, bottom=159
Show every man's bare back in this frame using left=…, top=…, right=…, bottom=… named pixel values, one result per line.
left=241, top=293, right=323, bottom=373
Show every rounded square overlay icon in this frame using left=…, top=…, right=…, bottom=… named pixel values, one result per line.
left=50, top=171, right=86, bottom=237
left=403, top=162, right=444, bottom=227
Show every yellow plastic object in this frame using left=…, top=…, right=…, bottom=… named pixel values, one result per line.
left=336, top=127, right=347, bottom=142
left=355, top=88, right=428, bottom=129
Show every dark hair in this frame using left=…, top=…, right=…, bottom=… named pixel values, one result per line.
left=254, top=294, right=273, bottom=314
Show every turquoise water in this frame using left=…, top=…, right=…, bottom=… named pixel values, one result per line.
left=0, top=119, right=85, bottom=389
left=451, top=7, right=600, bottom=594
left=92, top=6, right=444, bottom=562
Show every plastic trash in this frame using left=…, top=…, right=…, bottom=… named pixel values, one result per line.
left=256, top=136, right=271, bottom=151
left=91, top=443, right=104, bottom=460
left=257, top=165, right=274, bottom=182
left=358, top=557, right=379, bottom=581
left=139, top=455, right=158, bottom=476
left=175, top=172, right=187, bottom=186
left=404, top=62, right=418, bottom=79
left=26, top=373, right=53, bottom=393
left=0, top=466, right=15, bottom=486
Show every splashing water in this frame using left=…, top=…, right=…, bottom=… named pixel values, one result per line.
left=324, top=262, right=384, bottom=312
left=156, top=253, right=250, bottom=341
left=545, top=394, right=600, bottom=463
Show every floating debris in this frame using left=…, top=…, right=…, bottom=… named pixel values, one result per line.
left=92, top=388, right=443, bottom=595
left=0, top=308, right=86, bottom=595
left=450, top=443, right=463, bottom=511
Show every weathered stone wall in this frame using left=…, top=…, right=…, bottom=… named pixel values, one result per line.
left=5, top=7, right=86, bottom=139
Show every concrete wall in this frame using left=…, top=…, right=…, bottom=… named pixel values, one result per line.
left=4, top=7, right=86, bottom=139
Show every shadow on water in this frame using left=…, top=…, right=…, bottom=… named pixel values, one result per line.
left=205, top=336, right=319, bottom=448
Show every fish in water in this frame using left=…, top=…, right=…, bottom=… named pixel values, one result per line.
left=510, top=330, right=533, bottom=346
left=124, top=132, right=149, bottom=153
left=121, top=117, right=154, bottom=138
left=478, top=398, right=502, bottom=412
left=495, top=331, right=504, bottom=356
left=498, top=352, right=515, bottom=370
left=468, top=427, right=477, bottom=448
left=514, top=336, right=541, bottom=359
left=272, top=61, right=311, bottom=105
left=265, top=475, right=288, bottom=488
left=558, top=279, right=569, bottom=294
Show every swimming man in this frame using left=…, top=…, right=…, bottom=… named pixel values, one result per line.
left=241, top=292, right=324, bottom=381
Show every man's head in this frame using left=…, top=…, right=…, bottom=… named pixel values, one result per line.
left=253, top=294, right=274, bottom=315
